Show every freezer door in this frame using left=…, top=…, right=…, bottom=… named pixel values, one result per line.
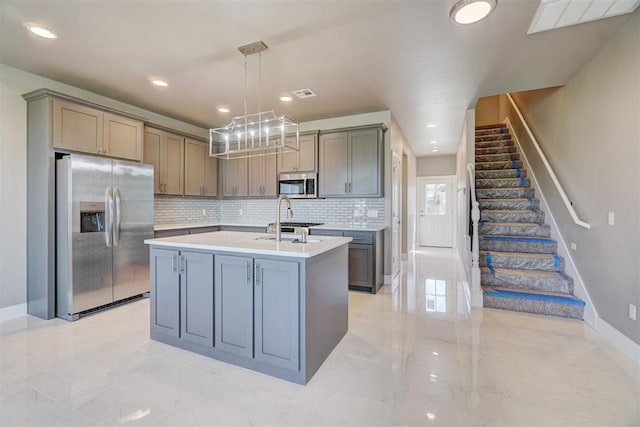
left=112, top=160, right=154, bottom=301
left=68, top=155, right=114, bottom=315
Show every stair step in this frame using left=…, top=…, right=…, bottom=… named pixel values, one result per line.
left=479, top=235, right=557, bottom=254
left=475, top=124, right=507, bottom=131
left=476, top=128, right=509, bottom=136
left=476, top=169, right=526, bottom=179
left=478, top=198, right=539, bottom=210
left=481, top=267, right=573, bottom=293
left=476, top=133, right=512, bottom=142
left=475, top=146, right=517, bottom=155
left=480, top=209, right=544, bottom=224
left=483, top=287, right=584, bottom=320
left=476, top=160, right=524, bottom=170
left=480, top=222, right=551, bottom=237
left=480, top=250, right=564, bottom=271
left=476, top=153, right=520, bottom=162
left=476, top=139, right=514, bottom=149
left=476, top=177, right=530, bottom=188
left=476, top=187, right=535, bottom=199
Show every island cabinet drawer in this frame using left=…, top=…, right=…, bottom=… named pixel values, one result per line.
left=150, top=248, right=214, bottom=347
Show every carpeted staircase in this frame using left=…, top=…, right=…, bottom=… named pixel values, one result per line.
left=474, top=124, right=585, bottom=320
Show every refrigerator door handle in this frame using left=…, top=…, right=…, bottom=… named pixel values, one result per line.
left=114, top=187, right=122, bottom=246
left=106, top=187, right=114, bottom=247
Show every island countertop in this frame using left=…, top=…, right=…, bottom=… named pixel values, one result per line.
left=144, top=231, right=352, bottom=258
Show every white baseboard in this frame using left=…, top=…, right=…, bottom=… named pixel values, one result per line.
left=0, top=303, right=27, bottom=322
left=595, top=317, right=640, bottom=366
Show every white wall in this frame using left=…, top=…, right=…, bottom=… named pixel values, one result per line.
left=0, top=64, right=208, bottom=310
left=456, top=109, right=475, bottom=262
left=508, top=13, right=639, bottom=344
left=416, top=155, right=457, bottom=176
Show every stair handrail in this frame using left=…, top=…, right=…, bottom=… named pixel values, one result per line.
left=467, top=162, right=481, bottom=300
left=506, top=93, right=590, bottom=229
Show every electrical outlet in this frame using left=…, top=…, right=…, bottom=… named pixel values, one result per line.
left=630, top=304, right=637, bottom=321
left=608, top=212, right=615, bottom=226
left=367, top=209, right=379, bottom=218
left=570, top=242, right=577, bottom=251
left=202, top=209, right=206, bottom=216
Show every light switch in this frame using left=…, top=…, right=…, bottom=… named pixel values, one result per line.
left=608, top=212, right=615, bottom=226
left=570, top=242, right=577, bottom=251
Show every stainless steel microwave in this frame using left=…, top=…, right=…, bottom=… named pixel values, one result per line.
left=278, top=173, right=317, bottom=199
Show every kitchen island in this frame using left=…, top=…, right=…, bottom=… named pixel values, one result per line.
left=144, top=231, right=351, bottom=385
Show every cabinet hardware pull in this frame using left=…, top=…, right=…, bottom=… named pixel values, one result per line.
left=172, top=254, right=178, bottom=273
left=349, top=182, right=352, bottom=192
left=255, top=263, right=261, bottom=286
left=352, top=237, right=364, bottom=241
left=246, top=262, right=252, bottom=283
left=179, top=255, right=185, bottom=274
left=344, top=182, right=348, bottom=193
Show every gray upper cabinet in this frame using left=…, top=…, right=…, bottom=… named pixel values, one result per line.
left=319, top=126, right=384, bottom=197
left=278, top=133, right=318, bottom=173
left=143, top=127, right=184, bottom=195
left=215, top=255, right=254, bottom=357
left=184, top=138, right=218, bottom=197
left=150, top=248, right=180, bottom=338
left=222, top=158, right=248, bottom=197
left=53, top=98, right=143, bottom=161
left=180, top=251, right=214, bottom=347
left=254, top=258, right=299, bottom=371
left=249, top=154, right=277, bottom=197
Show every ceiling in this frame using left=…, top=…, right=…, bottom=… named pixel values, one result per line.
left=0, top=1, right=636, bottom=157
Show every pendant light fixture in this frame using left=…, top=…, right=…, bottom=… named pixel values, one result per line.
left=209, top=41, right=299, bottom=160
left=450, top=0, right=497, bottom=25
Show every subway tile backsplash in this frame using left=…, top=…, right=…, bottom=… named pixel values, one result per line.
left=155, top=196, right=385, bottom=227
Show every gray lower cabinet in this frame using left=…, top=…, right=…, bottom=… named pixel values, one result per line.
left=310, top=228, right=383, bottom=293
left=150, top=248, right=214, bottom=344
left=150, top=248, right=180, bottom=337
left=214, top=255, right=254, bottom=358
left=180, top=251, right=214, bottom=347
left=254, top=259, right=299, bottom=371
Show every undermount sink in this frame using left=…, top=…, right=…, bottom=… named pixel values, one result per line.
left=255, top=235, right=322, bottom=243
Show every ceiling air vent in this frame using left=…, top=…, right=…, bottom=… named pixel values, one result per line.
left=293, top=89, right=316, bottom=99
left=528, top=0, right=640, bottom=34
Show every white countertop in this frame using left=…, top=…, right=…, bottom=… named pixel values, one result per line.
left=145, top=231, right=352, bottom=259
left=155, top=221, right=385, bottom=232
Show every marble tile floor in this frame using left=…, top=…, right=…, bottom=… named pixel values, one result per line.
left=1, top=248, right=638, bottom=426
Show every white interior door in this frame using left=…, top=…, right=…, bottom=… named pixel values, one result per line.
left=418, top=176, right=454, bottom=248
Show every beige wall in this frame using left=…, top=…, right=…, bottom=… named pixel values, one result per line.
left=510, top=13, right=639, bottom=344
left=417, top=155, right=456, bottom=176
left=475, top=95, right=501, bottom=126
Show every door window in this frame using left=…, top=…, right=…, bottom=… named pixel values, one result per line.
left=424, top=184, right=447, bottom=215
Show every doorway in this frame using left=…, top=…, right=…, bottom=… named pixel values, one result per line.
left=417, top=176, right=455, bottom=248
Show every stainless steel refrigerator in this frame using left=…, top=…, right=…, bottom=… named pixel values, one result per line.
left=56, top=154, right=154, bottom=320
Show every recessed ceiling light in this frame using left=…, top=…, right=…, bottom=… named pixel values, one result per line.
left=432, top=351, right=439, bottom=356
left=426, top=123, right=436, bottom=128
left=432, top=148, right=439, bottom=152
left=25, top=23, right=57, bottom=39
left=150, top=79, right=168, bottom=87
left=430, top=140, right=437, bottom=144
left=217, top=107, right=230, bottom=113
left=279, top=96, right=292, bottom=102
left=426, top=413, right=436, bottom=420
left=450, top=0, right=497, bottom=25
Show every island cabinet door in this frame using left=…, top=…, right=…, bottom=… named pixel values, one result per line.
left=150, top=248, right=180, bottom=337
left=214, top=255, right=254, bottom=358
left=180, top=252, right=214, bottom=347
left=254, top=259, right=300, bottom=371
